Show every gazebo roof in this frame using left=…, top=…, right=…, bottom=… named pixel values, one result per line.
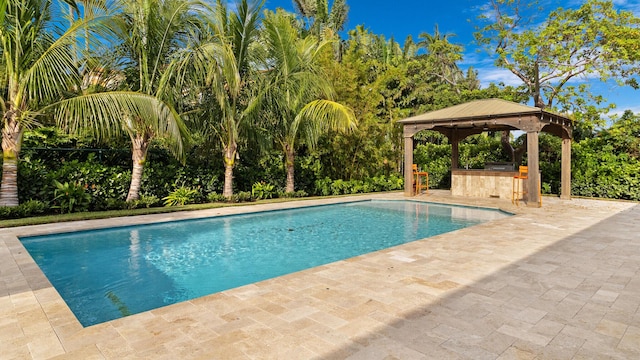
left=399, top=99, right=542, bottom=122
left=399, top=98, right=573, bottom=139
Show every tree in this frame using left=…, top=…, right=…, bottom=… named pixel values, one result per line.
left=475, top=0, right=640, bottom=163
left=165, top=0, right=263, bottom=198
left=476, top=0, right=640, bottom=113
left=259, top=10, right=356, bottom=192
left=0, top=0, right=110, bottom=206
left=96, top=0, right=196, bottom=201
left=417, top=24, right=464, bottom=90
left=207, top=0, right=264, bottom=198
left=293, top=0, right=348, bottom=37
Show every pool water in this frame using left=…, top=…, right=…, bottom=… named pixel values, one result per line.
left=20, top=200, right=509, bottom=326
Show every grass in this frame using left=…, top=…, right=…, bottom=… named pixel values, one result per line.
left=0, top=194, right=368, bottom=228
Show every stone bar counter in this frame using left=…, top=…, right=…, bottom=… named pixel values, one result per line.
left=451, top=163, right=520, bottom=200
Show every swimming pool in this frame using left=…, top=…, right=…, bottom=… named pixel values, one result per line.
left=20, top=200, right=509, bottom=326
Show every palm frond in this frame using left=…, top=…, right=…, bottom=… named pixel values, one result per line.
left=295, top=99, right=357, bottom=148
left=230, top=0, right=264, bottom=74
left=149, top=0, right=205, bottom=87
left=20, top=6, right=119, bottom=105
left=50, top=91, right=186, bottom=159
left=0, top=0, right=7, bottom=27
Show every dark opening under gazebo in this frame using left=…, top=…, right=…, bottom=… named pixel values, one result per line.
left=398, top=99, right=573, bottom=207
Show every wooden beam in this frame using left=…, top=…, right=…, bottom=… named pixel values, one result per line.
left=403, top=124, right=436, bottom=138
left=561, top=137, right=571, bottom=200
left=451, top=134, right=459, bottom=170
left=404, top=136, right=414, bottom=196
left=526, top=131, right=541, bottom=207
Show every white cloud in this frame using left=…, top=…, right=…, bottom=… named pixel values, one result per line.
left=477, top=68, right=523, bottom=87
left=474, top=2, right=497, bottom=22
left=460, top=51, right=494, bottom=67
left=609, top=105, right=640, bottom=118
left=569, top=0, right=640, bottom=16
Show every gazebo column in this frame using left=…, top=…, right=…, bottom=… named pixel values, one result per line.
left=561, top=137, right=571, bottom=200
left=451, top=132, right=459, bottom=170
left=404, top=135, right=414, bottom=196
left=526, top=131, right=541, bottom=207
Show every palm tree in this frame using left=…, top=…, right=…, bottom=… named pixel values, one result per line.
left=211, top=0, right=264, bottom=198
left=166, top=0, right=263, bottom=198
left=0, top=0, right=104, bottom=206
left=293, top=0, right=348, bottom=37
left=417, top=24, right=464, bottom=89
left=259, top=10, right=356, bottom=192
left=0, top=0, right=190, bottom=206
left=98, top=0, right=197, bottom=201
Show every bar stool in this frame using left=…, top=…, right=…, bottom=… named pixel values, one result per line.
left=512, top=166, right=543, bottom=206
left=512, top=166, right=528, bottom=205
left=412, top=164, right=429, bottom=195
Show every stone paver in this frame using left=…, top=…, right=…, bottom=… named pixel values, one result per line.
left=1, top=192, right=639, bottom=359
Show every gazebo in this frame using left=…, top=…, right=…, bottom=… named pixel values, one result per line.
left=398, top=99, right=573, bottom=207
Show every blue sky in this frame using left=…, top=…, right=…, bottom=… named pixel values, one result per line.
left=264, top=0, right=640, bottom=116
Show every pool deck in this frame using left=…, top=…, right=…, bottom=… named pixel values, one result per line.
left=2, top=191, right=640, bottom=359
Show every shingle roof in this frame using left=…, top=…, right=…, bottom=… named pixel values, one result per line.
left=398, top=98, right=543, bottom=123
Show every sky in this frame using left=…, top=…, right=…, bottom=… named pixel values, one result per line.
left=263, top=0, right=640, bottom=117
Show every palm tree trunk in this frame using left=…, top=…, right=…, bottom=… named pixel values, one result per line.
left=285, top=144, right=295, bottom=193
left=223, top=142, right=237, bottom=198
left=0, top=157, right=19, bottom=207
left=0, top=115, right=23, bottom=207
left=126, top=133, right=150, bottom=202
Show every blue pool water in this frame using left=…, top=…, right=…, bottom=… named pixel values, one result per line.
left=20, top=200, right=508, bottom=326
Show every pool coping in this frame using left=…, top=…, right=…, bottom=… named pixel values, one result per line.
left=2, top=191, right=640, bottom=359
left=18, top=197, right=510, bottom=327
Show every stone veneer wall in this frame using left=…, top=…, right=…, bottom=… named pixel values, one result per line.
left=451, top=170, right=521, bottom=200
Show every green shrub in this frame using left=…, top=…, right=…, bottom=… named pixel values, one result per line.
left=385, top=174, right=404, bottom=190
left=88, top=171, right=131, bottom=211
left=279, top=190, right=308, bottom=198
left=141, top=151, right=222, bottom=200
left=105, top=198, right=129, bottom=210
left=312, top=175, right=403, bottom=196
left=0, top=206, right=17, bottom=219
left=19, top=200, right=48, bottom=217
left=45, top=154, right=130, bottom=211
left=0, top=206, right=21, bottom=219
left=207, top=192, right=227, bottom=203
left=163, top=186, right=200, bottom=206
left=314, top=177, right=333, bottom=196
left=132, top=194, right=161, bottom=208
left=571, top=140, right=640, bottom=200
left=330, top=179, right=348, bottom=195
left=52, top=180, right=92, bottom=213
left=0, top=200, right=50, bottom=219
left=18, top=156, right=52, bottom=203
left=230, top=191, right=254, bottom=203
left=252, top=182, right=276, bottom=200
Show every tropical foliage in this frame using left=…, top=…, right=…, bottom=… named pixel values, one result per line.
left=0, top=0, right=189, bottom=208
left=0, top=0, right=99, bottom=206
left=258, top=9, right=356, bottom=192
left=476, top=0, right=640, bottom=115
left=1, top=0, right=640, bottom=219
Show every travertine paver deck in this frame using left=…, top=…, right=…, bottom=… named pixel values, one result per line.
left=1, top=192, right=639, bottom=359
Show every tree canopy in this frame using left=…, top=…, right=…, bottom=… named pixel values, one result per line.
left=475, top=0, right=640, bottom=117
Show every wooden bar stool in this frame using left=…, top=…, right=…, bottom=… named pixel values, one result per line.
left=412, top=164, right=429, bottom=195
left=512, top=166, right=528, bottom=205
left=512, top=166, right=543, bottom=206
